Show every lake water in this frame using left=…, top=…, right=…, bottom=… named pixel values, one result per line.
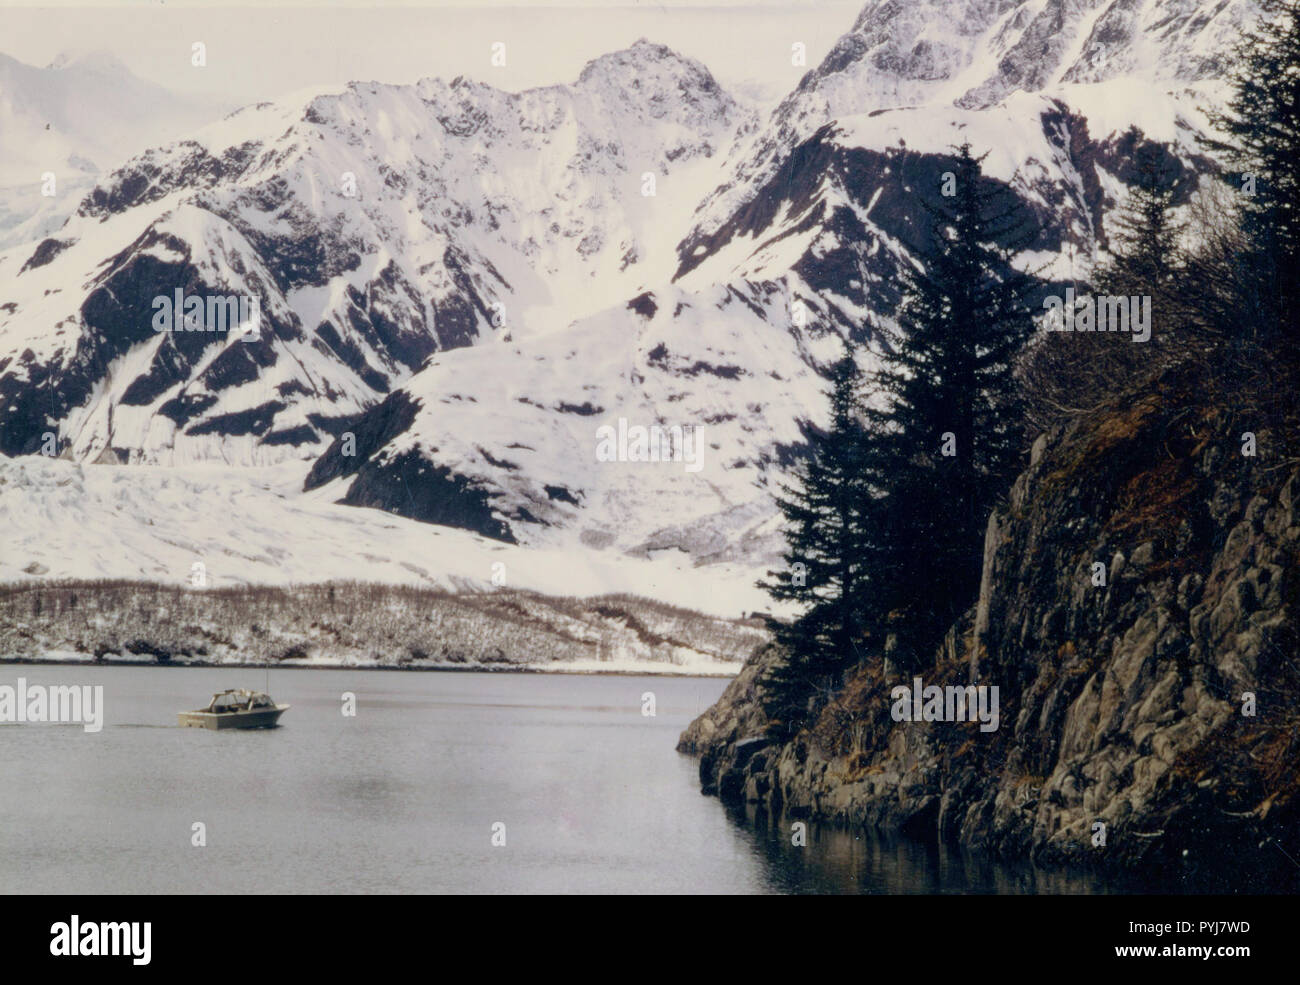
left=0, top=664, right=1107, bottom=894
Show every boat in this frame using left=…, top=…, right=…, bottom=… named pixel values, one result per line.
left=178, top=689, right=289, bottom=730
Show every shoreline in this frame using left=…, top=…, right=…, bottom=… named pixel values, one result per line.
left=0, top=655, right=741, bottom=679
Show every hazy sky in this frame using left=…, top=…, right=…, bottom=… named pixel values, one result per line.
left=0, top=2, right=861, bottom=107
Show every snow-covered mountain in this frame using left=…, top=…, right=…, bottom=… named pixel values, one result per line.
left=0, top=50, right=226, bottom=247
left=0, top=40, right=753, bottom=465
left=309, top=0, right=1254, bottom=568
left=676, top=0, right=1254, bottom=312
left=0, top=1, right=1261, bottom=610
left=300, top=277, right=825, bottom=566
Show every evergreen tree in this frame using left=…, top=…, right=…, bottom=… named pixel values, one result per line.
left=1203, top=0, right=1300, bottom=342
left=1094, top=138, right=1184, bottom=296
left=1067, top=139, right=1190, bottom=383
left=758, top=344, right=882, bottom=729
left=867, top=143, right=1038, bottom=663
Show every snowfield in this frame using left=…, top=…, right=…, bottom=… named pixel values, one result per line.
left=0, top=455, right=772, bottom=620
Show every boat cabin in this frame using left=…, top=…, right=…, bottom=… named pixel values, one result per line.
left=206, top=689, right=277, bottom=713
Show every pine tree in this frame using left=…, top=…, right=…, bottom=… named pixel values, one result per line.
left=1094, top=138, right=1184, bottom=296
left=1203, top=0, right=1300, bottom=343
left=758, top=344, right=880, bottom=729
left=1070, top=139, right=1190, bottom=382
left=867, top=143, right=1037, bottom=663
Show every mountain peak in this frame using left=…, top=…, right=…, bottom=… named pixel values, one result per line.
left=47, top=49, right=129, bottom=74
left=576, top=38, right=717, bottom=91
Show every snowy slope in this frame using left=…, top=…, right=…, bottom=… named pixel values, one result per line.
left=681, top=0, right=1254, bottom=244
left=0, top=454, right=770, bottom=619
left=0, top=40, right=754, bottom=464
left=323, top=0, right=1250, bottom=569
left=301, top=278, right=844, bottom=567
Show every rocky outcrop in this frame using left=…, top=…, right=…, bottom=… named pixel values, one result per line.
left=681, top=363, right=1300, bottom=888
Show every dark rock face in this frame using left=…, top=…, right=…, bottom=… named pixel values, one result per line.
left=303, top=390, right=422, bottom=490
left=185, top=401, right=284, bottom=438
left=681, top=364, right=1300, bottom=887
left=543, top=484, right=582, bottom=505
left=19, top=238, right=73, bottom=273
left=260, top=425, right=319, bottom=448
left=1, top=232, right=213, bottom=455
left=676, top=125, right=848, bottom=282
left=627, top=292, right=657, bottom=319
left=79, top=141, right=262, bottom=219
left=0, top=216, right=306, bottom=458
left=674, top=118, right=1106, bottom=342
left=158, top=392, right=219, bottom=427
left=339, top=449, right=517, bottom=544
left=304, top=389, right=515, bottom=542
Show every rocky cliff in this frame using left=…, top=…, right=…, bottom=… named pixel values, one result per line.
left=680, top=361, right=1300, bottom=888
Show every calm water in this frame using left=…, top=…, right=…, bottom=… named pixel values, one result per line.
left=0, top=663, right=1106, bottom=894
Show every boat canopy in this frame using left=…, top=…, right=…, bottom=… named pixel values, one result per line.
left=208, top=690, right=276, bottom=712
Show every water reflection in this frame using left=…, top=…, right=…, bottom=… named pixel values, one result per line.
left=723, top=802, right=1109, bottom=894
